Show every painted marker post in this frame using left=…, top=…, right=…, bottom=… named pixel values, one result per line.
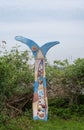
left=15, top=36, right=60, bottom=121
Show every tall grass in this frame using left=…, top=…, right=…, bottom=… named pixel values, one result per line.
left=0, top=111, right=84, bottom=130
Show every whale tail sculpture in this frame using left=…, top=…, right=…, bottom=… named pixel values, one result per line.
left=15, top=36, right=60, bottom=121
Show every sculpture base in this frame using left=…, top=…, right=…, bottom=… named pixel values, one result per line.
left=33, top=86, right=48, bottom=121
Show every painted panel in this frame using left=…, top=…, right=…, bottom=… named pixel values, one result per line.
left=33, top=59, right=48, bottom=121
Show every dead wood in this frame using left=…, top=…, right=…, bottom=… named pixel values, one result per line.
left=6, top=93, right=33, bottom=117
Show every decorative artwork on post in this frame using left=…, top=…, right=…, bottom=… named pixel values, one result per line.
left=15, top=36, right=60, bottom=121
left=33, top=59, right=48, bottom=120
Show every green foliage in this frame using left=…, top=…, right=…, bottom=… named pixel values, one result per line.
left=49, top=98, right=69, bottom=108
left=46, top=64, right=64, bottom=88
left=0, top=46, right=84, bottom=130
left=46, top=58, right=84, bottom=105
left=54, top=59, right=69, bottom=68
left=62, top=58, right=84, bottom=105
left=49, top=98, right=84, bottom=119
left=0, top=111, right=84, bottom=130
left=0, top=47, right=34, bottom=112
left=79, top=95, right=84, bottom=104
left=0, top=114, right=9, bottom=125
left=70, top=104, right=84, bottom=116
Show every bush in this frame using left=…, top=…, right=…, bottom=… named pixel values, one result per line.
left=0, top=114, right=9, bottom=125
left=49, top=98, right=84, bottom=119
left=0, top=48, right=34, bottom=113
left=70, top=104, right=84, bottom=117
left=49, top=98, right=69, bottom=108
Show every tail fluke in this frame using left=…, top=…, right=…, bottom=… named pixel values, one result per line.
left=41, top=41, right=60, bottom=57
left=15, top=36, right=39, bottom=58
left=15, top=36, right=60, bottom=58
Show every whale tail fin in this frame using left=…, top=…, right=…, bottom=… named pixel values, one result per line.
left=41, top=41, right=60, bottom=57
left=15, top=36, right=60, bottom=58
left=15, top=36, right=39, bottom=58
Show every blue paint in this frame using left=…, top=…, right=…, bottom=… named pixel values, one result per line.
left=15, top=36, right=39, bottom=58
left=34, top=81, right=39, bottom=92
left=15, top=36, right=60, bottom=58
left=33, top=115, right=48, bottom=121
left=43, top=77, right=46, bottom=88
left=41, top=41, right=60, bottom=56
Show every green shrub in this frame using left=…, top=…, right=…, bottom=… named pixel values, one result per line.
left=79, top=95, right=84, bottom=105
left=70, top=104, right=84, bottom=116
left=49, top=98, right=84, bottom=119
left=49, top=98, right=69, bottom=108
left=0, top=114, right=9, bottom=125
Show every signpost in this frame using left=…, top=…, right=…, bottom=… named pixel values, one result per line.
left=15, top=36, right=60, bottom=121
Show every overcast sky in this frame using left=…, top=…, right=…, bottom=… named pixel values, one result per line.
left=0, top=0, right=84, bottom=64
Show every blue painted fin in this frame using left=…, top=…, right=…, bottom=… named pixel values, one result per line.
left=41, top=41, right=60, bottom=57
left=15, top=36, right=39, bottom=58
